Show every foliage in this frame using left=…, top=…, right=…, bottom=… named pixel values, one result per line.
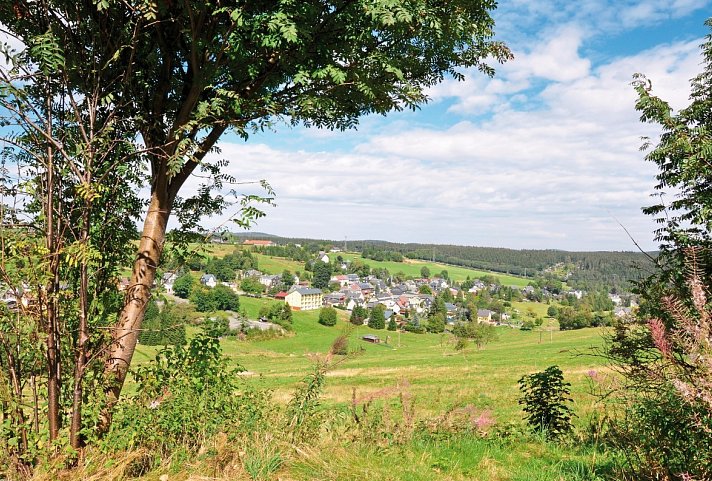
left=106, top=334, right=268, bottom=455
left=312, top=261, right=332, bottom=290
left=191, top=285, right=240, bottom=312
left=350, top=306, right=368, bottom=325
left=427, top=313, right=446, bottom=333
left=369, top=304, right=386, bottom=330
left=420, top=266, right=431, bottom=278
left=241, top=277, right=265, bottom=296
left=452, top=322, right=498, bottom=349
left=604, top=22, right=712, bottom=480
left=318, top=307, right=338, bottom=327
left=388, top=317, right=398, bottom=331
left=258, top=302, right=293, bottom=330
left=138, top=302, right=187, bottom=346
left=172, top=272, right=195, bottom=299
left=518, top=366, right=574, bottom=439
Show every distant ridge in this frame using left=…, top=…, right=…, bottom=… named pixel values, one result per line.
left=228, top=231, right=656, bottom=291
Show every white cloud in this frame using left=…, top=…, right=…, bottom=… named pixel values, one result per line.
left=176, top=12, right=707, bottom=251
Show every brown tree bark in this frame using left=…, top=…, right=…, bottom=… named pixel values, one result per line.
left=99, top=174, right=173, bottom=431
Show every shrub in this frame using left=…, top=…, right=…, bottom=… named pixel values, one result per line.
left=518, top=365, right=573, bottom=439
left=318, top=307, right=338, bottom=326
left=106, top=334, right=269, bottom=456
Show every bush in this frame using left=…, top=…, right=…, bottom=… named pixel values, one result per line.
left=318, top=307, right=337, bottom=326
left=518, top=365, right=573, bottom=439
left=173, top=272, right=194, bottom=299
left=106, top=334, right=269, bottom=455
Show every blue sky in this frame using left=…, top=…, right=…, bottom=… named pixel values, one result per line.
left=192, top=0, right=710, bottom=250
left=6, top=3, right=707, bottom=252
left=194, top=2, right=711, bottom=251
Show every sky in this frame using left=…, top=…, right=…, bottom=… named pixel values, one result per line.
left=183, top=1, right=711, bottom=252
left=1, top=3, right=709, bottom=252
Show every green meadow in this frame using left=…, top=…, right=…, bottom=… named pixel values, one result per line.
left=136, top=296, right=606, bottom=421
left=334, top=252, right=531, bottom=287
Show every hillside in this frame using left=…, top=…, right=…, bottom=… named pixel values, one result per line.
left=226, top=233, right=656, bottom=291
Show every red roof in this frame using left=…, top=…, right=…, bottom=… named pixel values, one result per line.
left=243, top=239, right=274, bottom=246
left=274, top=291, right=288, bottom=299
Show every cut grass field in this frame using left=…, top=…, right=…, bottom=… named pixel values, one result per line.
left=200, top=244, right=531, bottom=287
left=135, top=296, right=606, bottom=422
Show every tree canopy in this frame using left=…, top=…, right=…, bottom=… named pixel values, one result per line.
left=1, top=0, right=510, bottom=440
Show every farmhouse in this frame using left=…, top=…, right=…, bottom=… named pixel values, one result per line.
left=285, top=287, right=323, bottom=311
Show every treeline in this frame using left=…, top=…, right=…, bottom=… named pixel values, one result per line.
left=232, top=235, right=656, bottom=291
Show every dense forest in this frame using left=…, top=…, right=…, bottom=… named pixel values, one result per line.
left=229, top=233, right=656, bottom=291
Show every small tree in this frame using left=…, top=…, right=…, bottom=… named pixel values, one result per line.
left=318, top=307, right=338, bottom=327
left=369, top=304, right=386, bottom=330
left=350, top=305, right=367, bottom=325
left=173, top=272, right=195, bottom=299
left=387, top=317, right=398, bottom=331
left=420, top=266, right=431, bottom=278
left=240, top=277, right=265, bottom=296
left=427, top=313, right=446, bottom=333
left=518, top=365, right=573, bottom=439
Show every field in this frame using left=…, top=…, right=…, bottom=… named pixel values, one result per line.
left=334, top=252, right=531, bottom=287
left=136, top=296, right=606, bottom=420
left=200, top=244, right=531, bottom=287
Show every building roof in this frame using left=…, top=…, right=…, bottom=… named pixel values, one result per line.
left=292, top=287, right=323, bottom=296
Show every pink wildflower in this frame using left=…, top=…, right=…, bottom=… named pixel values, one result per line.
left=649, top=318, right=671, bottom=359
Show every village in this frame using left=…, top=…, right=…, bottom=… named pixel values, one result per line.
left=147, top=239, right=637, bottom=333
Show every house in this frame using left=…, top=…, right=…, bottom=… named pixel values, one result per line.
left=274, top=291, right=288, bottom=301
left=331, top=274, right=350, bottom=287
left=243, top=239, right=275, bottom=247
left=477, top=309, right=493, bottom=323
left=162, top=272, right=178, bottom=294
left=318, top=252, right=330, bottom=263
left=259, top=274, right=281, bottom=288
left=201, top=274, right=217, bottom=288
left=285, top=287, right=323, bottom=310
left=323, top=291, right=346, bottom=307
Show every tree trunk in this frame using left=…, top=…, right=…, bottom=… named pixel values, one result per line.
left=99, top=180, right=172, bottom=431
left=70, top=203, right=91, bottom=449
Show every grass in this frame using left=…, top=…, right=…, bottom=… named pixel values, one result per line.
left=127, top=305, right=614, bottom=481
left=199, top=244, right=531, bottom=287
left=331, top=252, right=531, bottom=287
left=135, top=294, right=607, bottom=423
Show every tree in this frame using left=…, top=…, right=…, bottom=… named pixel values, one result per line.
left=518, top=366, right=573, bottom=439
left=350, top=305, right=367, bottom=325
left=312, top=261, right=332, bottom=290
left=418, top=284, right=433, bottom=295
left=211, top=284, right=241, bottom=311
left=2, top=0, right=510, bottom=431
left=173, top=272, right=195, bottom=299
left=281, top=270, right=295, bottom=289
left=547, top=305, right=558, bottom=317
left=387, top=317, right=398, bottom=331
left=369, top=304, right=386, bottom=330
left=420, top=266, right=431, bottom=278
left=241, top=277, right=265, bottom=296
left=603, top=22, right=712, bottom=479
left=318, top=307, right=338, bottom=327
left=427, top=313, right=446, bottom=333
